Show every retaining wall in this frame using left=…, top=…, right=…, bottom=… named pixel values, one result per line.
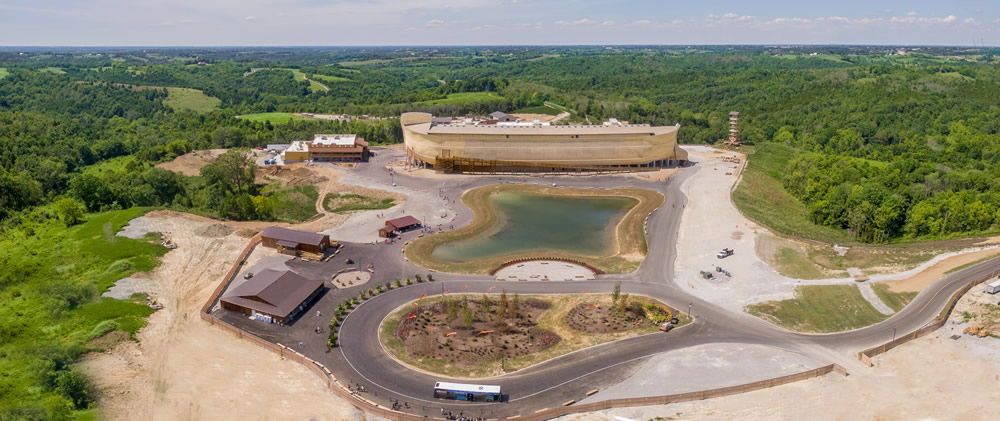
left=858, top=269, right=999, bottom=366
left=490, top=257, right=606, bottom=276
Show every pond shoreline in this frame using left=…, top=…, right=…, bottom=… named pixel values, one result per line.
left=404, top=184, right=664, bottom=274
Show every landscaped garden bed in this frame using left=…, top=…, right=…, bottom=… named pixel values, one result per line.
left=380, top=290, right=688, bottom=377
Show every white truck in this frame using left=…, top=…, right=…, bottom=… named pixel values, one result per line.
left=985, top=278, right=1000, bottom=294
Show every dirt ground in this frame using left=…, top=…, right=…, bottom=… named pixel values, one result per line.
left=509, top=113, right=558, bottom=122
left=81, top=160, right=404, bottom=421
left=564, top=292, right=1000, bottom=421
left=393, top=297, right=558, bottom=365
left=884, top=248, right=1000, bottom=292
left=154, top=149, right=228, bottom=176
left=80, top=213, right=359, bottom=421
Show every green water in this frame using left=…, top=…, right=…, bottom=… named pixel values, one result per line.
left=432, top=191, right=635, bottom=262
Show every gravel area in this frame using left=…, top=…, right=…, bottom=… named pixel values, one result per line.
left=580, top=343, right=820, bottom=402
left=102, top=277, right=160, bottom=299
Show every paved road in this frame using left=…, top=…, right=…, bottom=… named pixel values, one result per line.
left=216, top=147, right=1000, bottom=418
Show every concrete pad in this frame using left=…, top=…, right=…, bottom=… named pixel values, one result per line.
left=579, top=343, right=821, bottom=402
left=319, top=164, right=458, bottom=243
left=494, top=261, right=597, bottom=281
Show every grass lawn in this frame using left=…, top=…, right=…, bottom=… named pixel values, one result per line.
left=266, top=184, right=320, bottom=223
left=405, top=184, right=661, bottom=274
left=732, top=143, right=853, bottom=244
left=773, top=247, right=829, bottom=279
left=513, top=104, right=560, bottom=115
left=379, top=294, right=689, bottom=378
left=746, top=285, right=889, bottom=333
left=416, top=92, right=503, bottom=105
left=40, top=66, right=67, bottom=74
left=0, top=208, right=167, bottom=416
left=871, top=283, right=919, bottom=312
left=163, top=87, right=221, bottom=113
left=0, top=67, right=9, bottom=78
left=237, top=112, right=311, bottom=124
left=323, top=193, right=395, bottom=213
left=284, top=68, right=328, bottom=92
left=310, top=74, right=351, bottom=83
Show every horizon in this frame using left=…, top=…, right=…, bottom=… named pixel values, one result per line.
left=1, top=43, right=997, bottom=49
left=2, top=1, right=998, bottom=47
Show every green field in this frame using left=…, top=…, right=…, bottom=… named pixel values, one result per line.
left=310, top=74, right=351, bottom=83
left=237, top=112, right=310, bottom=123
left=732, top=144, right=853, bottom=244
left=285, top=68, right=328, bottom=93
left=871, top=283, right=919, bottom=312
left=416, top=92, right=503, bottom=105
left=266, top=185, right=320, bottom=223
left=0, top=208, right=167, bottom=417
left=746, top=285, right=889, bottom=332
left=322, top=193, right=395, bottom=213
left=0, top=68, right=8, bottom=78
left=39, top=66, right=67, bottom=74
left=163, top=87, right=221, bottom=113
left=513, top=104, right=561, bottom=115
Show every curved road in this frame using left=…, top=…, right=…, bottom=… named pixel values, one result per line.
left=244, top=148, right=1000, bottom=418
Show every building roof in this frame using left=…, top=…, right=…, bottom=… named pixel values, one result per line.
left=386, top=215, right=421, bottom=229
left=261, top=226, right=329, bottom=247
left=312, top=134, right=357, bottom=146
left=489, top=111, right=510, bottom=119
left=222, top=269, right=324, bottom=318
left=409, top=122, right=679, bottom=136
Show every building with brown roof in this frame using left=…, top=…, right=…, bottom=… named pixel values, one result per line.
left=261, top=226, right=333, bottom=255
left=282, top=134, right=370, bottom=163
left=400, top=112, right=687, bottom=172
left=379, top=215, right=422, bottom=238
left=220, top=269, right=325, bottom=324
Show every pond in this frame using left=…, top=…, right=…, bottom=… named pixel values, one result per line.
left=432, top=191, right=635, bottom=262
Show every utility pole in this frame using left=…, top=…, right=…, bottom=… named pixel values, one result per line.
left=688, top=302, right=693, bottom=318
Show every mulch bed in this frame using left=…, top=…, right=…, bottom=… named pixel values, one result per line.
left=394, top=296, right=560, bottom=368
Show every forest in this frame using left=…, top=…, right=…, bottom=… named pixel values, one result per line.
left=1, top=45, right=1000, bottom=418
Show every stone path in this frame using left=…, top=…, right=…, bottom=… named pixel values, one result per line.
left=856, top=282, right=894, bottom=315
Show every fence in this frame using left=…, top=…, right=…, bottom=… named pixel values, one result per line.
left=199, top=233, right=262, bottom=315
left=490, top=257, right=606, bottom=276
left=858, top=269, right=1000, bottom=366
left=200, top=236, right=846, bottom=421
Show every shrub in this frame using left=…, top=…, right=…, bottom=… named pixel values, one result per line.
left=415, top=274, right=423, bottom=282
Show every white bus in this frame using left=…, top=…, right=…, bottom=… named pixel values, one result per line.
left=432, top=381, right=502, bottom=402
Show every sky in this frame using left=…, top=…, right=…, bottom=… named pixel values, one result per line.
left=1, top=0, right=999, bottom=46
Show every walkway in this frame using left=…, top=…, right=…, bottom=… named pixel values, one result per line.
left=857, top=282, right=895, bottom=315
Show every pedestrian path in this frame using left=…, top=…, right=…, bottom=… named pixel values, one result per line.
left=856, top=282, right=894, bottom=315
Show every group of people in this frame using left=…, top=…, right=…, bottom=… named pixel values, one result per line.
left=440, top=409, right=485, bottom=421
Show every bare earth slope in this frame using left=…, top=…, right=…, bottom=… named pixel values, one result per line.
left=81, top=213, right=357, bottom=420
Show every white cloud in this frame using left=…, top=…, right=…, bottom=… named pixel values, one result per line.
left=424, top=19, right=446, bottom=27
left=555, top=18, right=595, bottom=26
left=633, top=19, right=651, bottom=25
left=601, top=20, right=615, bottom=26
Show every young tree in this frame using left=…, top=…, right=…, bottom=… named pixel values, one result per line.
left=53, top=197, right=86, bottom=226
left=511, top=293, right=521, bottom=320
left=616, top=293, right=630, bottom=315
left=611, top=282, right=621, bottom=306
left=462, top=299, right=474, bottom=329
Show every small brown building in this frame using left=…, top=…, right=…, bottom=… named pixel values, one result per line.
left=378, top=215, right=422, bottom=238
left=220, top=269, right=324, bottom=324
left=261, top=226, right=332, bottom=255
